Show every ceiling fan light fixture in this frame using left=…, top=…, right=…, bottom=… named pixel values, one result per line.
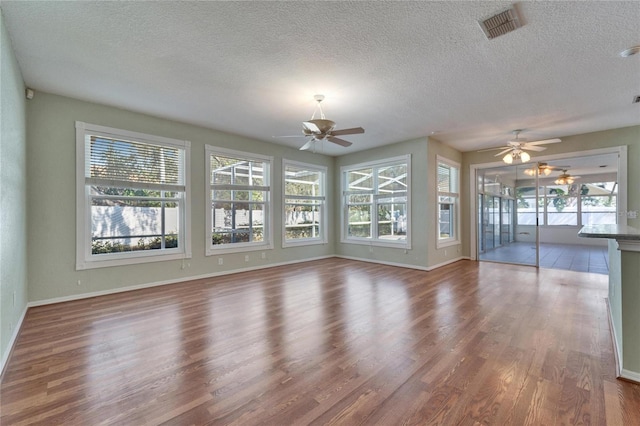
left=503, top=153, right=514, bottom=164
left=520, top=151, right=531, bottom=162
left=554, top=169, right=576, bottom=185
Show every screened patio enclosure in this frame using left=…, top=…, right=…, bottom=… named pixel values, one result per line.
left=477, top=153, right=619, bottom=273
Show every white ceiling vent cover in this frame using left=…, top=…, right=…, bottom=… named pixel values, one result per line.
left=479, top=7, right=522, bottom=40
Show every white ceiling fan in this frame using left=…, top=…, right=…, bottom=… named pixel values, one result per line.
left=480, top=130, right=562, bottom=163
left=275, top=95, right=364, bottom=151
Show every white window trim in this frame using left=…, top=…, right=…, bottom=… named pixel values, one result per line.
left=75, top=121, right=191, bottom=270
left=437, top=155, right=460, bottom=249
left=205, top=145, right=274, bottom=256
left=282, top=159, right=328, bottom=248
left=340, top=154, right=411, bottom=249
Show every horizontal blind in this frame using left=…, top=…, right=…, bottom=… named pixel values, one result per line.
left=87, top=136, right=185, bottom=188
left=437, top=163, right=458, bottom=194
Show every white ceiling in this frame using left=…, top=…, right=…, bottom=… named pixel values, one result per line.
left=2, top=1, right=639, bottom=156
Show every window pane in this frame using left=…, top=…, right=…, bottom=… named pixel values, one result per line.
left=91, top=199, right=179, bottom=254
left=439, top=202, right=454, bottom=238
left=348, top=205, right=371, bottom=238
left=211, top=156, right=265, bottom=186
left=582, top=195, right=617, bottom=225
left=378, top=164, right=407, bottom=193
left=285, top=167, right=321, bottom=196
left=348, top=168, right=373, bottom=191
left=285, top=202, right=321, bottom=239
left=378, top=203, right=407, bottom=240
left=546, top=196, right=577, bottom=225
left=212, top=202, right=264, bottom=244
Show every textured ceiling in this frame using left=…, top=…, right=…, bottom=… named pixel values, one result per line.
left=2, top=1, right=639, bottom=156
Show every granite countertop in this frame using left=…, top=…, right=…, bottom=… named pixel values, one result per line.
left=578, top=224, right=640, bottom=240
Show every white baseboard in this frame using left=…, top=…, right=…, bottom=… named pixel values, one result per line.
left=620, top=368, right=640, bottom=384
left=28, top=255, right=334, bottom=307
left=1, top=305, right=28, bottom=375
left=334, top=255, right=468, bottom=272
left=606, top=298, right=623, bottom=378
left=426, top=256, right=470, bottom=271
left=606, top=298, right=640, bottom=384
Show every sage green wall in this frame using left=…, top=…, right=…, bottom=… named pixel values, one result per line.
left=461, top=126, right=640, bottom=258
left=621, top=249, right=640, bottom=375
left=0, top=9, right=28, bottom=368
left=26, top=92, right=335, bottom=302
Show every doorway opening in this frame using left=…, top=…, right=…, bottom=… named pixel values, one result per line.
left=475, top=151, right=620, bottom=274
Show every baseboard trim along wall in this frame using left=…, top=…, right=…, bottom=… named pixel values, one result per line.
left=621, top=369, right=640, bottom=384
left=335, top=255, right=468, bottom=271
left=606, top=297, right=640, bottom=384
left=1, top=305, right=28, bottom=375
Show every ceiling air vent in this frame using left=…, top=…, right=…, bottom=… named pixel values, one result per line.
left=479, top=7, right=522, bottom=40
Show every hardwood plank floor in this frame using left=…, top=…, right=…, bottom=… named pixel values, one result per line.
left=2, top=259, right=639, bottom=425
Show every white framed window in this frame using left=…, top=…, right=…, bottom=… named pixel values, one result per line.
left=283, top=160, right=327, bottom=247
left=205, top=146, right=273, bottom=255
left=341, top=155, right=410, bottom=248
left=75, top=122, right=191, bottom=270
left=437, top=156, right=460, bottom=248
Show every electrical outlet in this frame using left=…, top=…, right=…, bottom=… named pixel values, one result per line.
left=77, top=280, right=82, bottom=286
left=444, top=249, right=447, bottom=256
left=13, top=291, right=16, bottom=307
left=369, top=246, right=373, bottom=253
left=245, top=255, right=250, bottom=262
left=261, top=252, right=266, bottom=259
left=218, top=258, right=223, bottom=265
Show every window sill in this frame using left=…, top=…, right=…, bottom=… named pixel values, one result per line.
left=206, top=241, right=274, bottom=256
left=437, top=239, right=460, bottom=249
left=341, top=237, right=411, bottom=250
left=77, top=250, right=190, bottom=270
left=283, top=239, right=326, bottom=249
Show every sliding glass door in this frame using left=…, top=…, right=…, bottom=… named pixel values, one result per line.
left=478, top=165, right=539, bottom=266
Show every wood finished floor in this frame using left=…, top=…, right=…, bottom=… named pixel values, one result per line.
left=2, top=259, right=639, bottom=425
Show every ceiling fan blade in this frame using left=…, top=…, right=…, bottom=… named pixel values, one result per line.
left=327, top=136, right=352, bottom=147
left=494, top=148, right=513, bottom=157
left=521, top=145, right=546, bottom=152
left=302, top=121, right=321, bottom=134
left=330, top=127, right=364, bottom=136
left=478, top=146, right=507, bottom=152
left=526, top=138, right=562, bottom=146
left=272, top=135, right=305, bottom=139
left=299, top=140, right=315, bottom=151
